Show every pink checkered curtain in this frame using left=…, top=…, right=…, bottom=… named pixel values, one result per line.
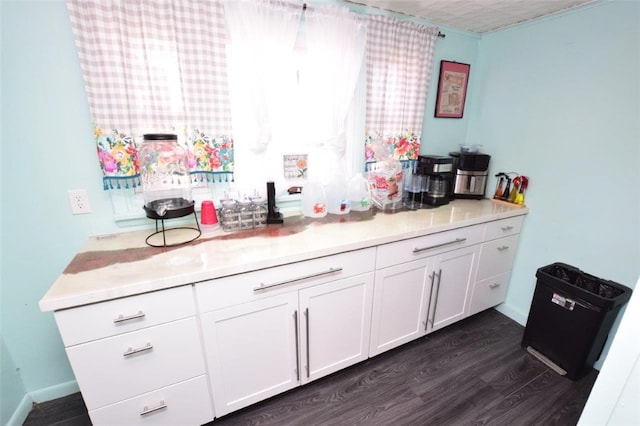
left=365, top=16, right=439, bottom=162
left=67, top=0, right=234, bottom=183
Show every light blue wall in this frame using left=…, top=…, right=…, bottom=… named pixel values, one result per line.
left=468, top=0, right=640, bottom=365
left=1, top=0, right=638, bottom=422
left=1, top=1, right=117, bottom=423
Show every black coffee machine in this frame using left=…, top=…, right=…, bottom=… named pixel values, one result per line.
left=449, top=152, right=491, bottom=199
left=414, top=155, right=453, bottom=207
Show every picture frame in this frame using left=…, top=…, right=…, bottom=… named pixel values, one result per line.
left=434, top=60, right=471, bottom=118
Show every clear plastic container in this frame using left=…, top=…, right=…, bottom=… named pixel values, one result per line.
left=301, top=181, right=327, bottom=218
left=347, top=173, right=372, bottom=212
left=326, top=177, right=350, bottom=215
left=367, top=159, right=404, bottom=211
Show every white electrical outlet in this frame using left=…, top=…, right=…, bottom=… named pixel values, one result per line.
left=67, top=189, right=92, bottom=214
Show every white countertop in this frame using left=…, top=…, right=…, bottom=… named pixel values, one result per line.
left=39, top=199, right=528, bottom=312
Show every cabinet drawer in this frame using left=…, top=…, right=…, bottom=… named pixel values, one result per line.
left=89, top=375, right=213, bottom=426
left=468, top=272, right=511, bottom=316
left=66, top=317, right=205, bottom=410
left=483, top=216, right=523, bottom=241
left=476, top=235, right=520, bottom=282
left=55, top=286, right=195, bottom=346
left=375, top=225, right=483, bottom=269
left=196, top=248, right=376, bottom=313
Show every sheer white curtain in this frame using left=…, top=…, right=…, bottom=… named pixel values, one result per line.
left=223, top=0, right=303, bottom=194
left=365, top=16, right=439, bottom=161
left=301, top=5, right=367, bottom=181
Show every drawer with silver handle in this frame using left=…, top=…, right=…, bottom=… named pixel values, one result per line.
left=55, top=285, right=195, bottom=346
left=483, top=216, right=524, bottom=241
left=66, top=317, right=205, bottom=410
left=468, top=272, right=511, bottom=316
left=88, top=375, right=213, bottom=426
left=475, top=235, right=520, bottom=282
left=375, top=224, right=484, bottom=269
left=196, top=247, right=376, bottom=313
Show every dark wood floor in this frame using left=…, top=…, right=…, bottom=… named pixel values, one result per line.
left=24, top=309, right=597, bottom=426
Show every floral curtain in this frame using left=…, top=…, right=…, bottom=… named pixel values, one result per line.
left=364, top=16, right=439, bottom=162
left=67, top=0, right=234, bottom=189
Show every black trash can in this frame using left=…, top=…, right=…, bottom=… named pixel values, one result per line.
left=522, top=262, right=632, bottom=380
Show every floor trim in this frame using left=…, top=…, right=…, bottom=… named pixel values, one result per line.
left=7, top=380, right=79, bottom=426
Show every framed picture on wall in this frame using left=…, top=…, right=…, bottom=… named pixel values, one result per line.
left=434, top=60, right=471, bottom=118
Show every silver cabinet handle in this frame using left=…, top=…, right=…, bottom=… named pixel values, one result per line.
left=413, top=238, right=466, bottom=254
left=429, top=269, right=442, bottom=327
left=113, top=310, right=145, bottom=323
left=253, top=267, right=343, bottom=292
left=501, top=225, right=514, bottom=231
left=140, top=400, right=167, bottom=416
left=497, top=245, right=510, bottom=251
left=123, top=342, right=153, bottom=357
left=293, top=310, right=300, bottom=382
left=489, top=283, right=501, bottom=289
left=304, top=308, right=310, bottom=378
left=424, top=271, right=436, bottom=331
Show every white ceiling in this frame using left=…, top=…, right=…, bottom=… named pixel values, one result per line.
left=346, top=0, right=597, bottom=34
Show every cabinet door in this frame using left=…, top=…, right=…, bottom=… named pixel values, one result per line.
left=299, top=273, right=374, bottom=384
left=369, top=258, right=434, bottom=357
left=427, top=245, right=479, bottom=332
left=200, top=292, right=299, bottom=417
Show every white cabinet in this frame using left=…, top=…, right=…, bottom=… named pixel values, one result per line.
left=369, top=257, right=432, bottom=356
left=54, top=286, right=214, bottom=426
left=197, top=248, right=375, bottom=417
left=369, top=226, right=482, bottom=357
left=428, top=245, right=479, bottom=332
left=468, top=216, right=524, bottom=316
left=299, top=273, right=373, bottom=383
left=47, top=205, right=527, bottom=424
left=200, top=292, right=299, bottom=416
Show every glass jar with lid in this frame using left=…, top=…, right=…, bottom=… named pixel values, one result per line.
left=250, top=195, right=268, bottom=228
left=237, top=198, right=254, bottom=230
left=138, top=134, right=193, bottom=219
left=220, top=199, right=239, bottom=232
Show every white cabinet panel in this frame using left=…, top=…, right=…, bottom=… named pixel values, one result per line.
left=369, top=258, right=433, bottom=356
left=197, top=248, right=376, bottom=313
left=475, top=234, right=520, bottom=282
left=55, top=286, right=195, bottom=346
left=483, top=216, right=523, bottom=241
left=428, top=245, right=479, bottom=332
left=469, top=272, right=511, bottom=316
left=66, top=317, right=205, bottom=410
left=200, top=292, right=299, bottom=416
left=299, top=273, right=374, bottom=383
left=89, top=376, right=213, bottom=426
left=375, top=225, right=483, bottom=269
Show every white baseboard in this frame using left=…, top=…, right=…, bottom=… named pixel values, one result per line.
left=7, top=380, right=79, bottom=426
left=494, top=303, right=528, bottom=326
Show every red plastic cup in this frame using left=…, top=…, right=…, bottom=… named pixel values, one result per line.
left=200, top=200, right=219, bottom=229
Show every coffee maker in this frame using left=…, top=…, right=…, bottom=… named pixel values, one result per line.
left=416, top=155, right=453, bottom=207
left=449, top=152, right=491, bottom=199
